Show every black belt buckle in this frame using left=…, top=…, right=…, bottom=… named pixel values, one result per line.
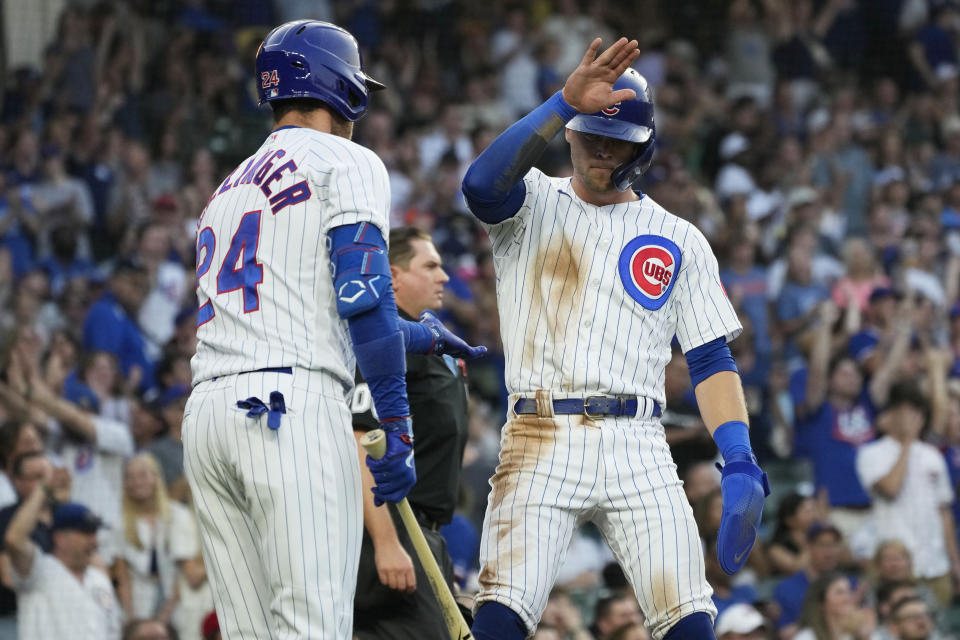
left=583, top=395, right=609, bottom=417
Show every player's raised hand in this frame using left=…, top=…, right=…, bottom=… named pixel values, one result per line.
left=419, top=310, right=487, bottom=359
left=562, top=37, right=640, bottom=114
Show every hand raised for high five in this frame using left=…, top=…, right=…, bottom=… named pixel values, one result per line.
left=562, top=37, right=641, bottom=114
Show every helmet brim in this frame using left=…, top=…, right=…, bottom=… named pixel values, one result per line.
left=364, top=74, right=386, bottom=92
left=566, top=115, right=652, bottom=145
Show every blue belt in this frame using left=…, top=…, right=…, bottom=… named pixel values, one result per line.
left=249, top=366, right=293, bottom=375
left=513, top=396, right=661, bottom=418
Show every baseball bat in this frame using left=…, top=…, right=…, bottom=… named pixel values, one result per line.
left=360, top=429, right=473, bottom=640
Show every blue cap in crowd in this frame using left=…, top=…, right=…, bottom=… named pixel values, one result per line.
left=868, top=287, right=898, bottom=303
left=52, top=503, right=104, bottom=533
left=160, top=384, right=190, bottom=409
left=62, top=374, right=101, bottom=414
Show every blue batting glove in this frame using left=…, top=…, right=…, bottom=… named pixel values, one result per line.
left=419, top=310, right=487, bottom=359
left=716, top=455, right=770, bottom=575
left=366, top=419, right=416, bottom=506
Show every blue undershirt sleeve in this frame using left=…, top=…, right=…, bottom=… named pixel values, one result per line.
left=461, top=91, right=578, bottom=224
left=685, top=336, right=738, bottom=388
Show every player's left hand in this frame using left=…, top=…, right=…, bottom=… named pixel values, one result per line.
left=716, top=456, right=770, bottom=575
left=367, top=419, right=417, bottom=506
left=419, top=310, right=487, bottom=359
left=561, top=37, right=640, bottom=114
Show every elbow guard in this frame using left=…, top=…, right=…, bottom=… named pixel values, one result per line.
left=686, top=337, right=738, bottom=388
left=328, top=222, right=392, bottom=319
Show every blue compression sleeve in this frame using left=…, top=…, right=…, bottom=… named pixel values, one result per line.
left=462, top=91, right=578, bottom=224
left=686, top=336, right=738, bottom=388
left=399, top=319, right=435, bottom=353
left=714, top=420, right=753, bottom=463
left=328, top=224, right=410, bottom=421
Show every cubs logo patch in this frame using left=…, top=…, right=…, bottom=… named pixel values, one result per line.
left=617, top=234, right=682, bottom=310
left=601, top=103, right=621, bottom=116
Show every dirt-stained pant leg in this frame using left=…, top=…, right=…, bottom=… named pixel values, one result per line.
left=593, top=418, right=716, bottom=640
left=475, top=414, right=603, bottom=634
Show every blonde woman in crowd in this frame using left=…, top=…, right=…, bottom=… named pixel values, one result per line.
left=112, top=454, right=199, bottom=630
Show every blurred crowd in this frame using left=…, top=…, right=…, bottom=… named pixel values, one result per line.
left=6, top=0, right=960, bottom=638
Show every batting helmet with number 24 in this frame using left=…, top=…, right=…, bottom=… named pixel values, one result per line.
left=255, top=20, right=385, bottom=121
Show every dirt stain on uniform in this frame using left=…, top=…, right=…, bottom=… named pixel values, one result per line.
left=522, top=236, right=587, bottom=389
left=480, top=414, right=562, bottom=592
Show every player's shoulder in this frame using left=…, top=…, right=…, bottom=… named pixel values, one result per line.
left=275, top=128, right=387, bottom=178
left=638, top=195, right=711, bottom=251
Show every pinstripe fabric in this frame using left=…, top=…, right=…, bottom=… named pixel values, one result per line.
left=183, top=368, right=362, bottom=639
left=187, top=128, right=386, bottom=639
left=191, top=128, right=391, bottom=388
left=473, top=169, right=737, bottom=638
left=480, top=168, right=741, bottom=403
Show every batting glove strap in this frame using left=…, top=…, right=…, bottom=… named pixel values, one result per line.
left=715, top=460, right=770, bottom=575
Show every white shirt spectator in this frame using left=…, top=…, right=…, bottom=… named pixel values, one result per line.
left=490, top=28, right=541, bottom=118
left=0, top=474, right=16, bottom=511
left=59, top=417, right=134, bottom=562
left=12, top=551, right=122, bottom=640
left=115, top=501, right=197, bottom=620
left=856, top=436, right=955, bottom=578
left=138, top=260, right=188, bottom=359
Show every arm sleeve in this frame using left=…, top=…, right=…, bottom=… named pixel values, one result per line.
left=856, top=442, right=893, bottom=492
left=93, top=416, right=134, bottom=456
left=686, top=337, right=738, bottom=387
left=315, top=144, right=392, bottom=237
left=328, top=223, right=410, bottom=422
left=673, top=226, right=743, bottom=352
left=462, top=91, right=578, bottom=224
left=933, top=451, right=954, bottom=505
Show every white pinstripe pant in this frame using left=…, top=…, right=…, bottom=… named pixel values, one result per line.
left=183, top=368, right=362, bottom=639
left=476, top=399, right=716, bottom=639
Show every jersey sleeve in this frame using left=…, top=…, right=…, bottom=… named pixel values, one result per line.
left=315, top=144, right=392, bottom=238
left=673, top=225, right=743, bottom=353
left=92, top=416, right=134, bottom=457
left=931, top=449, right=955, bottom=506
left=856, top=440, right=892, bottom=492
left=477, top=168, right=540, bottom=260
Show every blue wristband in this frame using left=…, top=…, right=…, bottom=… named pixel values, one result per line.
left=713, top=420, right=754, bottom=463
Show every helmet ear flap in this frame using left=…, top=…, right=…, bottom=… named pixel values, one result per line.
left=612, top=136, right=656, bottom=192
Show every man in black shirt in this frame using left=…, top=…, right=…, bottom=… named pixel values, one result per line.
left=352, top=227, right=470, bottom=638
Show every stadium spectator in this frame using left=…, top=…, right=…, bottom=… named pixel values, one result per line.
left=857, top=382, right=960, bottom=607
left=713, top=603, right=767, bottom=640
left=0, top=452, right=68, bottom=636
left=6, top=497, right=121, bottom=640
left=793, top=571, right=878, bottom=640
left=768, top=491, right=821, bottom=576
left=112, top=454, right=198, bottom=626
left=82, top=258, right=154, bottom=391
left=773, top=522, right=848, bottom=632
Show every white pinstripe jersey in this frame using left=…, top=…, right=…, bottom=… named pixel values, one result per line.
left=480, top=168, right=742, bottom=406
left=191, top=127, right=390, bottom=386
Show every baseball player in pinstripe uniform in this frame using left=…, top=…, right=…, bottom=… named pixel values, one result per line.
left=183, top=20, right=483, bottom=640
left=461, top=38, right=770, bottom=640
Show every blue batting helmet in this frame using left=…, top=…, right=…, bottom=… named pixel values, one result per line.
left=255, top=20, right=385, bottom=122
left=565, top=68, right=656, bottom=191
